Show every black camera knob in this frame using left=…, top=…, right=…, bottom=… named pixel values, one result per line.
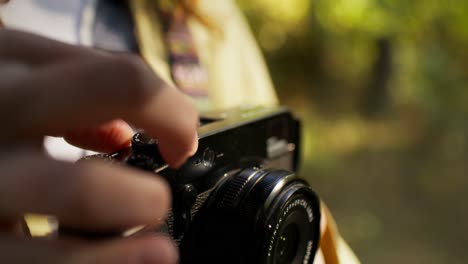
left=128, top=132, right=166, bottom=171
left=131, top=132, right=158, bottom=156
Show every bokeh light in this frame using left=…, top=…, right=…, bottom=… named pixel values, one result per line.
left=238, top=0, right=468, bottom=263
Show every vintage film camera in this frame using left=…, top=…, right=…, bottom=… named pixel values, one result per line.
left=79, top=106, right=321, bottom=264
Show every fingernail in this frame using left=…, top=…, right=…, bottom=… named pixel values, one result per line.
left=141, top=238, right=178, bottom=264
left=189, top=132, right=199, bottom=156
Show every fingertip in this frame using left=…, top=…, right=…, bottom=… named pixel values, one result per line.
left=57, top=162, right=172, bottom=230
left=139, top=236, right=179, bottom=264
left=64, top=119, right=134, bottom=153
left=71, top=236, right=178, bottom=264
left=159, top=131, right=198, bottom=168
left=104, top=165, right=172, bottom=225
left=189, top=132, right=199, bottom=156
left=125, top=82, right=199, bottom=168
left=147, top=173, right=172, bottom=219
left=158, top=141, right=185, bottom=168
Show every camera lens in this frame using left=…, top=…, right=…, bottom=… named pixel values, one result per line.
left=264, top=182, right=319, bottom=264
left=180, top=168, right=321, bottom=264
left=276, top=223, right=299, bottom=264
left=266, top=190, right=319, bottom=264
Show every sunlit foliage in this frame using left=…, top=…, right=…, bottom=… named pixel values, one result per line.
left=238, top=1, right=468, bottom=263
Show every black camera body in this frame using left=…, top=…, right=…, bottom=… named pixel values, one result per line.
left=82, top=106, right=321, bottom=264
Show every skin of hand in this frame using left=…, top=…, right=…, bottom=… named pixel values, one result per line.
left=0, top=29, right=199, bottom=264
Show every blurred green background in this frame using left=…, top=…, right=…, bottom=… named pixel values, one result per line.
left=238, top=0, right=468, bottom=263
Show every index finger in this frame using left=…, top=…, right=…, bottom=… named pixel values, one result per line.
left=0, top=48, right=198, bottom=167
left=0, top=29, right=109, bottom=66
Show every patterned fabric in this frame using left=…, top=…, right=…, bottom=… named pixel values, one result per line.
left=130, top=0, right=279, bottom=112
left=157, top=5, right=209, bottom=97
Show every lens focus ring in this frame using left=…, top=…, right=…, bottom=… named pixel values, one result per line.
left=180, top=168, right=321, bottom=264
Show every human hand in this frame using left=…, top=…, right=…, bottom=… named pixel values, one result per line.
left=0, top=29, right=199, bottom=263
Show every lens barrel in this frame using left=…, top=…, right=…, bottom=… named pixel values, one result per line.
left=180, top=168, right=321, bottom=264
